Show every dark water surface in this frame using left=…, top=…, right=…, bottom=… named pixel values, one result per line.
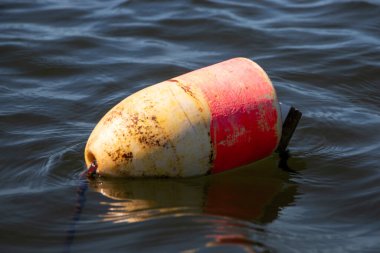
left=1, top=0, right=380, bottom=252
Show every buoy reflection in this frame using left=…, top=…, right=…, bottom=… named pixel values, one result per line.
left=91, top=157, right=301, bottom=224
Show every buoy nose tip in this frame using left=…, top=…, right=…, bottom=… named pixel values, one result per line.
left=85, top=149, right=96, bottom=167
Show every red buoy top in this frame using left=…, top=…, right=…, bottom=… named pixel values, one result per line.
left=175, top=58, right=281, bottom=173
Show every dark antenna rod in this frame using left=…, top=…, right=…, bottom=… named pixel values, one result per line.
left=276, top=106, right=302, bottom=154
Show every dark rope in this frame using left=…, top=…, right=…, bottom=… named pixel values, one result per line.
left=63, top=161, right=97, bottom=253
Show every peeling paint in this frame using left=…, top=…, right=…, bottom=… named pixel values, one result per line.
left=218, top=127, right=247, bottom=147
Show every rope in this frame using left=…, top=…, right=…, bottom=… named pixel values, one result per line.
left=63, top=161, right=97, bottom=253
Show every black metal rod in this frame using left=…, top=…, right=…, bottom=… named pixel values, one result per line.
left=276, top=106, right=302, bottom=154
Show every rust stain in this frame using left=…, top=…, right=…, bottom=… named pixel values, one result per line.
left=131, top=114, right=139, bottom=125
left=103, top=107, right=123, bottom=125
left=113, top=101, right=177, bottom=175
left=106, top=147, right=133, bottom=166
left=140, top=99, right=179, bottom=174
left=180, top=84, right=195, bottom=98
left=169, top=79, right=197, bottom=100
left=132, top=115, right=170, bottom=148
left=170, top=78, right=210, bottom=131
left=122, top=152, right=133, bottom=160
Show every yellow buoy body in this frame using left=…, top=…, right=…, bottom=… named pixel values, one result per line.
left=85, top=80, right=212, bottom=177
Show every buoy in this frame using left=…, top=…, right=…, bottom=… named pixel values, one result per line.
left=85, top=57, right=282, bottom=177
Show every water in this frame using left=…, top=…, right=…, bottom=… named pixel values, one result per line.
left=1, top=0, right=379, bottom=252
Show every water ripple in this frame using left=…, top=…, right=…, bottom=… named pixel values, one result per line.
left=1, top=0, right=380, bottom=252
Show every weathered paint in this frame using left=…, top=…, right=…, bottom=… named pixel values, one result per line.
left=85, top=57, right=282, bottom=177
left=174, top=57, right=282, bottom=174
left=85, top=80, right=212, bottom=177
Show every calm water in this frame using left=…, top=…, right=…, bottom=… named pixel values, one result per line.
left=1, top=0, right=380, bottom=252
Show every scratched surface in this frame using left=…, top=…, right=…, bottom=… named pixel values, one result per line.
left=1, top=0, right=380, bottom=252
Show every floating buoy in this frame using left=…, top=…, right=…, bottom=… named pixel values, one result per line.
left=85, top=57, right=283, bottom=177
